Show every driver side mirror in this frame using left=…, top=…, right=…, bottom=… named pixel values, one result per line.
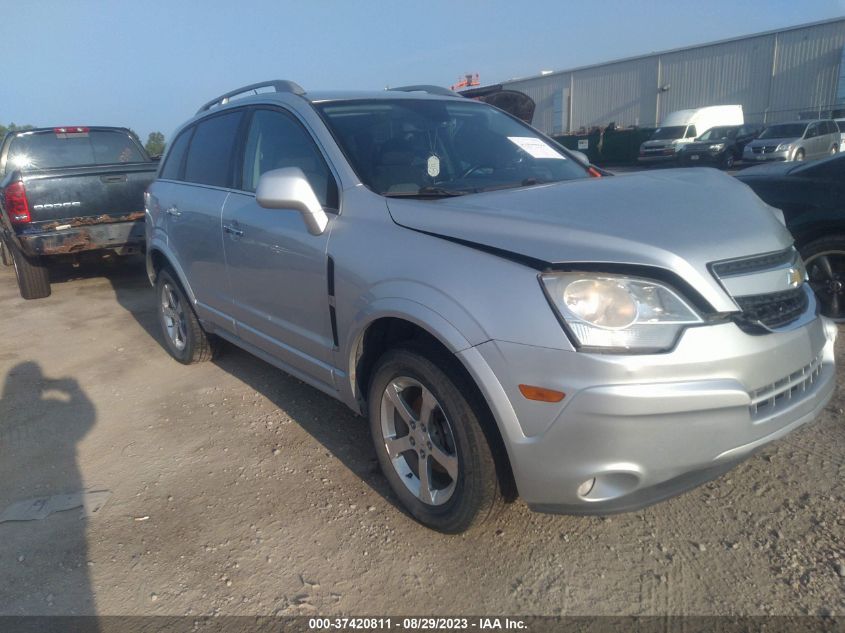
left=255, top=167, right=328, bottom=235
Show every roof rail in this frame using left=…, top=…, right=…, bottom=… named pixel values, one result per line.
left=389, top=85, right=461, bottom=98
left=197, top=80, right=305, bottom=114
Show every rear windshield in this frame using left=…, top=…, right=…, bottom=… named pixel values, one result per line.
left=758, top=124, right=807, bottom=139
left=6, top=130, right=147, bottom=171
left=650, top=126, right=686, bottom=140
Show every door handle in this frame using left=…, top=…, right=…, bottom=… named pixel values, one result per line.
left=223, top=224, right=244, bottom=237
left=165, top=206, right=181, bottom=217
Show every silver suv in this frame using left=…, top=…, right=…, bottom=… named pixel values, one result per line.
left=146, top=81, right=837, bottom=532
left=743, top=119, right=841, bottom=162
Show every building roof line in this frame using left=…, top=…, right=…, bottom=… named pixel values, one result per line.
left=499, top=16, right=845, bottom=86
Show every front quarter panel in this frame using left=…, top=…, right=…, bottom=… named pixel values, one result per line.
left=330, top=188, right=573, bottom=405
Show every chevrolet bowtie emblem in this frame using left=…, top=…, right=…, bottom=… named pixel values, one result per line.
left=787, top=266, right=805, bottom=288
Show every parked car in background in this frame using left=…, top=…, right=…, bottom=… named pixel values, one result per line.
left=145, top=81, right=836, bottom=532
left=743, top=120, right=840, bottom=163
left=638, top=105, right=743, bottom=164
left=736, top=153, right=845, bottom=320
left=677, top=124, right=762, bottom=169
left=835, top=119, right=845, bottom=151
left=0, top=126, right=156, bottom=298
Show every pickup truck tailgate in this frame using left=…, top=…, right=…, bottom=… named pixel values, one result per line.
left=23, top=163, right=155, bottom=229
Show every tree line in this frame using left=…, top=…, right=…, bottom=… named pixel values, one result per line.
left=1, top=123, right=166, bottom=157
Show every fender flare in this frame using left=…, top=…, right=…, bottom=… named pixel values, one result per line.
left=146, top=238, right=198, bottom=305
left=343, top=297, right=478, bottom=403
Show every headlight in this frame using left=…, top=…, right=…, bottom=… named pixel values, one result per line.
left=709, top=143, right=725, bottom=152
left=776, top=143, right=793, bottom=152
left=540, top=273, right=703, bottom=352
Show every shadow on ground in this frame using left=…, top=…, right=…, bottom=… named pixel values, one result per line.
left=0, top=362, right=99, bottom=620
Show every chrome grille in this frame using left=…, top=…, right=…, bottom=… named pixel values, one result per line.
left=749, top=353, right=823, bottom=418
left=734, top=287, right=809, bottom=329
left=712, top=249, right=795, bottom=277
left=711, top=248, right=810, bottom=331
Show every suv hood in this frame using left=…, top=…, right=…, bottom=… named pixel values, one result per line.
left=642, top=139, right=681, bottom=148
left=386, top=169, right=793, bottom=313
left=747, top=136, right=799, bottom=147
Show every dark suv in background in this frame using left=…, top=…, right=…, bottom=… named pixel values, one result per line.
left=677, top=124, right=762, bottom=169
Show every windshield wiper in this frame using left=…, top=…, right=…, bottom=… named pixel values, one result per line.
left=477, top=178, right=545, bottom=193
left=383, top=186, right=472, bottom=198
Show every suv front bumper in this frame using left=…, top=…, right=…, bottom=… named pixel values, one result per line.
left=744, top=149, right=790, bottom=162
left=460, top=316, right=837, bottom=514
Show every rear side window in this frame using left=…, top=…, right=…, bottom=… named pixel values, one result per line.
left=160, top=128, right=192, bottom=180
left=6, top=130, right=147, bottom=170
left=241, top=108, right=338, bottom=208
left=184, top=111, right=244, bottom=188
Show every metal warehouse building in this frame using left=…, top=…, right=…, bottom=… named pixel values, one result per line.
left=494, top=17, right=845, bottom=135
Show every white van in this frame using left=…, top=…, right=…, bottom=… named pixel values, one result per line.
left=639, top=105, right=744, bottom=164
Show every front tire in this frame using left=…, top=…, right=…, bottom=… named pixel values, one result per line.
left=155, top=268, right=216, bottom=363
left=8, top=239, right=50, bottom=299
left=368, top=346, right=503, bottom=533
left=794, top=149, right=805, bottom=162
left=722, top=153, right=735, bottom=170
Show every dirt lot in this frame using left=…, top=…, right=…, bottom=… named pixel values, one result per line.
left=0, top=257, right=843, bottom=617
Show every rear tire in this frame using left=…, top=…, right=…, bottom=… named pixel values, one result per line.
left=8, top=240, right=50, bottom=299
left=155, top=268, right=217, bottom=364
left=368, top=345, right=504, bottom=533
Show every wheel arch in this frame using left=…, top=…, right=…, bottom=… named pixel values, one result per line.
left=147, top=243, right=197, bottom=305
left=348, top=312, right=517, bottom=501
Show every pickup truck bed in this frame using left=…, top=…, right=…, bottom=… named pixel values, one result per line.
left=0, top=126, right=157, bottom=298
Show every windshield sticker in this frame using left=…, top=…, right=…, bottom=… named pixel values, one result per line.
left=507, top=137, right=565, bottom=160
left=427, top=154, right=441, bottom=177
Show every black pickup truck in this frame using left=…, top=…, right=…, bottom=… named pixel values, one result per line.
left=0, top=126, right=157, bottom=298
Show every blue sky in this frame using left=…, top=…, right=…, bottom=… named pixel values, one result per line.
left=2, top=0, right=844, bottom=142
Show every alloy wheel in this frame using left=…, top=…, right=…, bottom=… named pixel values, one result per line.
left=161, top=282, right=188, bottom=350
left=379, top=377, right=459, bottom=506
left=805, top=251, right=845, bottom=321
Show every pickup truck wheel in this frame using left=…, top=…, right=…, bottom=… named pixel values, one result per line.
left=0, top=240, right=12, bottom=266
left=156, top=269, right=216, bottom=363
left=368, top=346, right=503, bottom=533
left=8, top=240, right=51, bottom=299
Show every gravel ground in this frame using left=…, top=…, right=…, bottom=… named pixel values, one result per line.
left=0, top=258, right=843, bottom=617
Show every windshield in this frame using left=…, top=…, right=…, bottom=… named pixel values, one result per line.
left=6, top=130, right=147, bottom=171
left=650, top=126, right=686, bottom=140
left=698, top=127, right=736, bottom=141
left=316, top=99, right=588, bottom=196
left=758, top=124, right=806, bottom=139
